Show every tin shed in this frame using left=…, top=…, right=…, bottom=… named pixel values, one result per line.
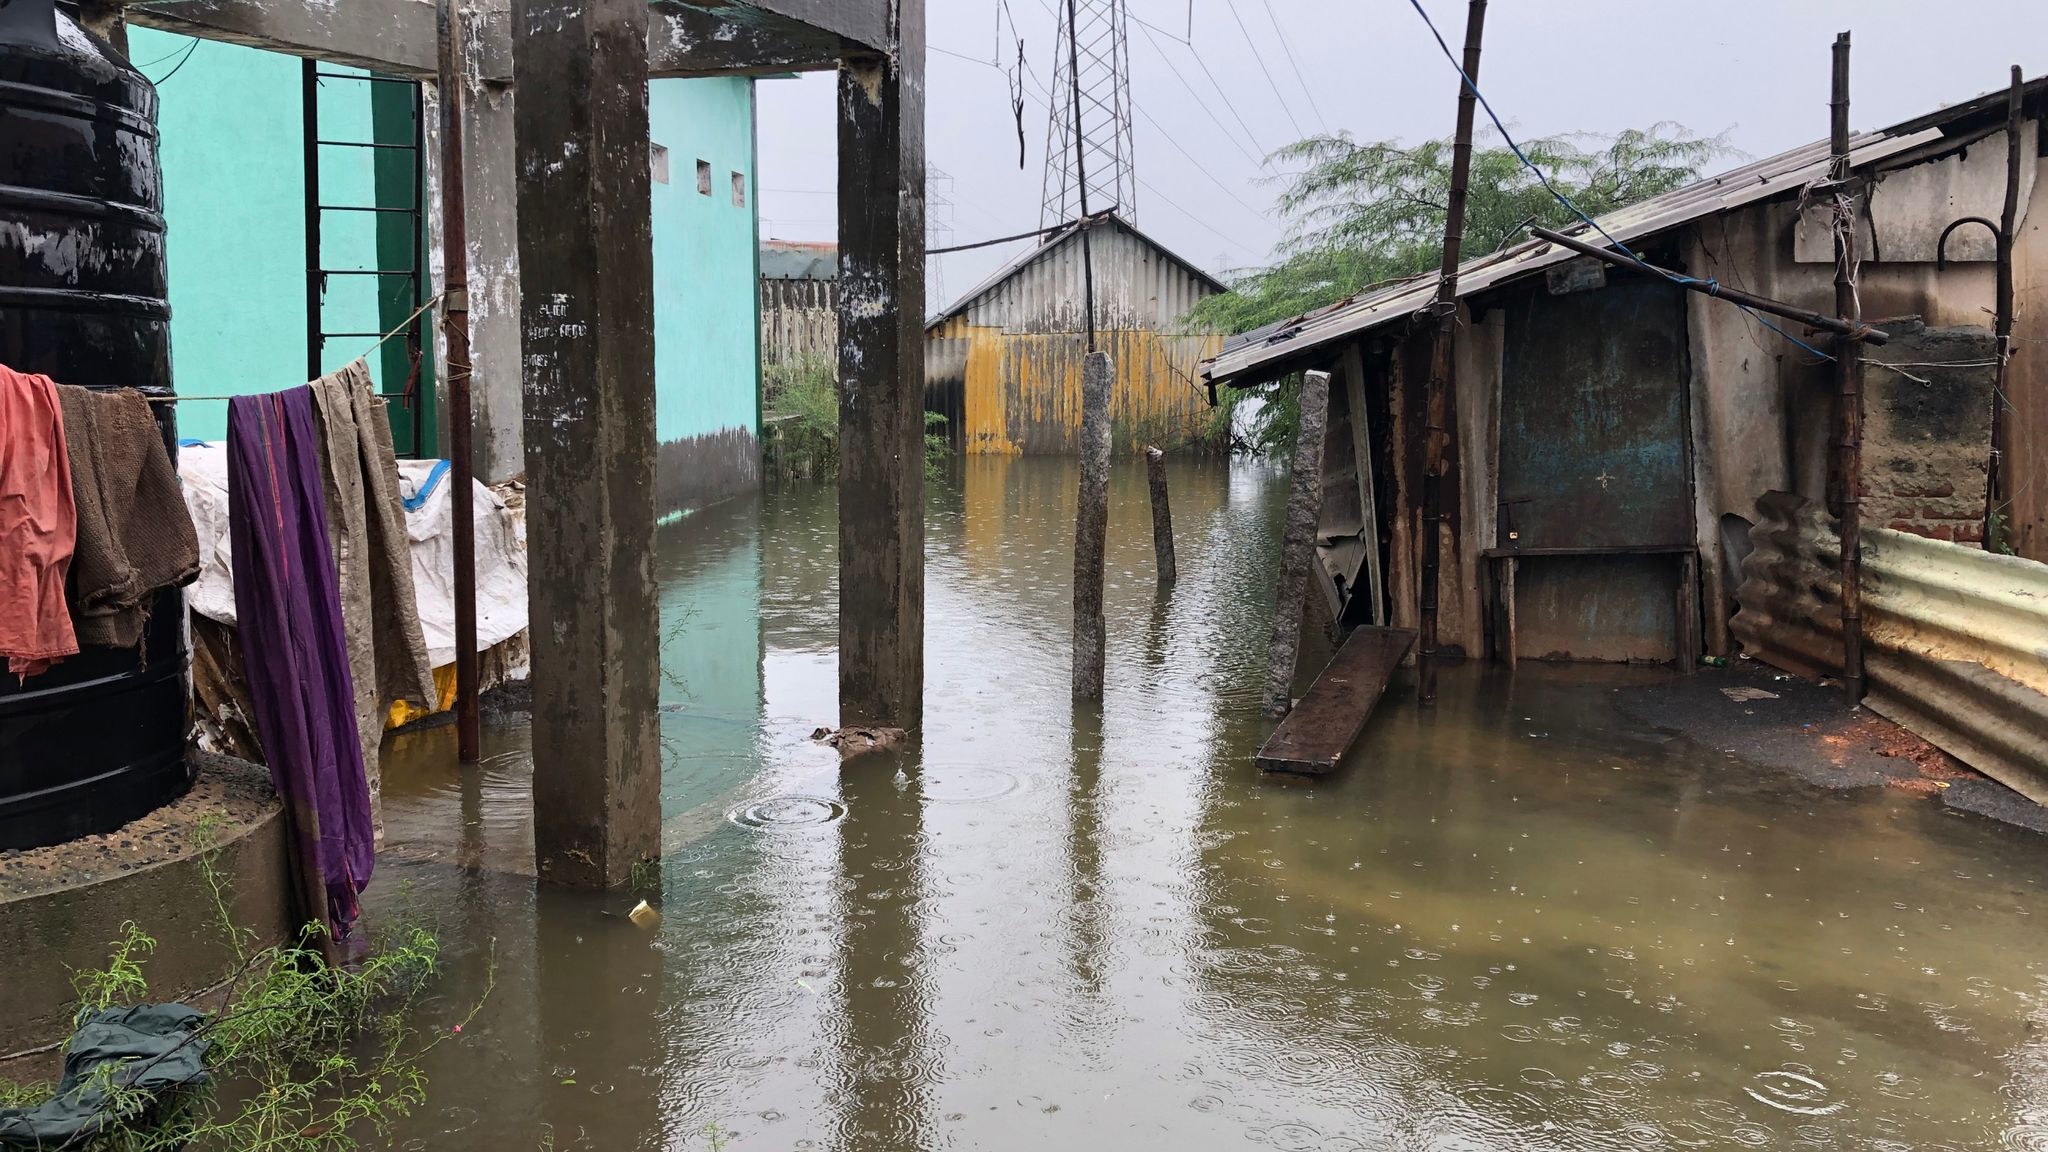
left=925, top=213, right=1226, bottom=454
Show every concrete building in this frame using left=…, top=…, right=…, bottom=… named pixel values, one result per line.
left=1203, top=75, right=2046, bottom=667
left=925, top=213, right=1225, bottom=454
left=134, top=28, right=764, bottom=515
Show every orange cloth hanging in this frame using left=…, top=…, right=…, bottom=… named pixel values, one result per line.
left=0, top=365, right=78, bottom=677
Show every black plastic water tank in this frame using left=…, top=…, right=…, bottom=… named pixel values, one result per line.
left=0, top=0, right=191, bottom=849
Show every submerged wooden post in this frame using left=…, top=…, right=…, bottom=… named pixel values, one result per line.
left=1264, top=369, right=1331, bottom=717
left=513, top=0, right=660, bottom=888
left=1145, top=445, right=1176, bottom=588
left=835, top=0, right=926, bottom=732
left=1072, top=350, right=1113, bottom=698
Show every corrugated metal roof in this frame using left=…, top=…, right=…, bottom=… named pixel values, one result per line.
left=1201, top=127, right=1948, bottom=383
left=760, top=240, right=837, bottom=281
left=927, top=212, right=1228, bottom=329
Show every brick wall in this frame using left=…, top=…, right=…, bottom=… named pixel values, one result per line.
left=1861, top=321, right=1997, bottom=547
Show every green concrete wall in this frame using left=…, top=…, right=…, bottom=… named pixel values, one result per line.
left=131, top=31, right=421, bottom=446
left=134, top=37, right=758, bottom=495
left=650, top=76, right=762, bottom=515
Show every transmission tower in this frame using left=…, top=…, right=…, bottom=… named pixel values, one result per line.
left=926, top=165, right=956, bottom=312
left=1040, top=0, right=1137, bottom=228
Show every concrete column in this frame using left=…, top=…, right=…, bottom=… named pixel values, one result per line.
left=835, top=0, right=926, bottom=733
left=512, top=0, right=660, bottom=887
left=1264, top=369, right=1332, bottom=717
left=1072, top=350, right=1112, bottom=698
left=424, top=12, right=524, bottom=483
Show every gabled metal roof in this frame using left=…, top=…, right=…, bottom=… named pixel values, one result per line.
left=1201, top=126, right=1948, bottom=383
left=927, top=211, right=1228, bottom=329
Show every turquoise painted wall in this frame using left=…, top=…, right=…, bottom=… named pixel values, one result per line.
left=131, top=31, right=407, bottom=444
left=134, top=39, right=757, bottom=470
left=131, top=31, right=302, bottom=443
left=650, top=77, right=760, bottom=449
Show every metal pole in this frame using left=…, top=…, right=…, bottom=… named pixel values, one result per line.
left=438, top=0, right=481, bottom=761
left=1529, top=227, right=1888, bottom=345
left=302, top=59, right=323, bottom=383
left=1985, top=64, right=2022, bottom=550
left=1417, top=0, right=1487, bottom=705
left=1830, top=31, right=1866, bottom=705
left=1063, top=0, right=1096, bottom=351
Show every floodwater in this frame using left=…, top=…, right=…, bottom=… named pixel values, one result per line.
left=374, top=457, right=2048, bottom=1151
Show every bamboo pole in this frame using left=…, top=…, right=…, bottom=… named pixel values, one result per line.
left=1417, top=0, right=1487, bottom=705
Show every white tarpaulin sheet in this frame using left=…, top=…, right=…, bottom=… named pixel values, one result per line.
left=178, top=443, right=527, bottom=668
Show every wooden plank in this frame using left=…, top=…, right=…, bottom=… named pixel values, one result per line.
left=1257, top=625, right=1417, bottom=776
left=1342, top=344, right=1385, bottom=624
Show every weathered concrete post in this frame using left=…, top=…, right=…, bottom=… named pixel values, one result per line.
left=512, top=0, right=660, bottom=887
left=1145, top=445, right=1176, bottom=588
left=1264, top=369, right=1332, bottom=718
left=836, top=0, right=926, bottom=733
left=1072, top=350, right=1114, bottom=698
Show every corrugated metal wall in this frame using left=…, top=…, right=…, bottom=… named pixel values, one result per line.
left=1732, top=491, right=2048, bottom=803
left=925, top=221, right=1223, bottom=454
left=762, top=278, right=837, bottom=367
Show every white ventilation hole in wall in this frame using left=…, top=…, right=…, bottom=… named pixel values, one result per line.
left=650, top=143, right=669, bottom=185
left=696, top=159, right=712, bottom=196
left=731, top=171, right=746, bottom=208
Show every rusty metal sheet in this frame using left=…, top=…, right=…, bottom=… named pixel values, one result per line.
left=1512, top=554, right=1681, bottom=664
left=1498, top=279, right=1693, bottom=550
left=1732, top=492, right=2048, bottom=803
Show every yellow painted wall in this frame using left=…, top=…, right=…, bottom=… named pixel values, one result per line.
left=935, top=319, right=1223, bottom=455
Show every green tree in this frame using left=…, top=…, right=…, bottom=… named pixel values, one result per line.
left=1194, top=125, right=1733, bottom=454
left=1193, top=123, right=1730, bottom=336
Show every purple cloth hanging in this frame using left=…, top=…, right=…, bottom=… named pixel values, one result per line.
left=227, top=387, right=372, bottom=940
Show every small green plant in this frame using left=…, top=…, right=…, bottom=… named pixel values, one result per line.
left=1, top=825, right=491, bottom=1150
left=923, top=411, right=950, bottom=482
left=763, top=355, right=951, bottom=483
left=762, top=355, right=839, bottom=482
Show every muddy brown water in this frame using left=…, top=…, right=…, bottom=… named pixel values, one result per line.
left=373, top=457, right=2048, bottom=1152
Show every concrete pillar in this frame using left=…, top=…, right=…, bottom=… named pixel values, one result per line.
left=424, top=8, right=524, bottom=483
left=1264, top=369, right=1332, bottom=717
left=835, top=0, right=926, bottom=733
left=512, top=0, right=660, bottom=888
left=1072, top=350, right=1112, bottom=699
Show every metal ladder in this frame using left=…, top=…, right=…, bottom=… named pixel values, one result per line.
left=301, top=60, right=429, bottom=458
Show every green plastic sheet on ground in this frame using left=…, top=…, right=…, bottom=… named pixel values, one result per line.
left=0, top=1004, right=209, bottom=1147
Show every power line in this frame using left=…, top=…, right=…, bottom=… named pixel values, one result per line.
left=1399, top=0, right=1834, bottom=363
left=1131, top=101, right=1271, bottom=222
left=1132, top=19, right=1262, bottom=166
left=1222, top=0, right=1305, bottom=140
left=932, top=42, right=1002, bottom=68
left=1258, top=0, right=1330, bottom=134
left=1137, top=173, right=1248, bottom=253
left=1176, top=23, right=1277, bottom=160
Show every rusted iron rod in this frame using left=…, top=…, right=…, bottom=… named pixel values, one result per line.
left=1830, top=30, right=1866, bottom=705
left=1418, top=0, right=1487, bottom=706
left=438, top=0, right=480, bottom=761
left=1529, top=226, right=1890, bottom=347
left=1986, top=65, right=2023, bottom=549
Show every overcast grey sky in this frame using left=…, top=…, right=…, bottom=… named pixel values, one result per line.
left=754, top=0, right=2048, bottom=313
